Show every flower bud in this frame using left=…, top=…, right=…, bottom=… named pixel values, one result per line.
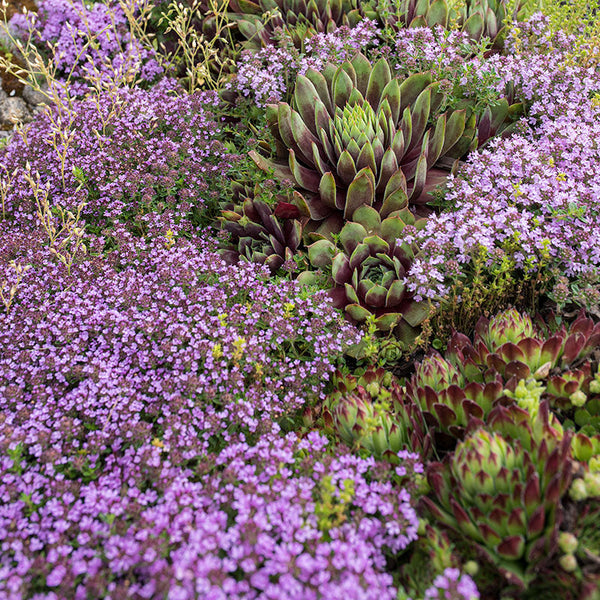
left=463, top=560, right=479, bottom=576
left=589, top=378, right=600, bottom=394
left=365, top=382, right=380, bottom=398
left=559, top=554, right=578, bottom=573
left=569, top=390, right=587, bottom=408
left=558, top=532, right=578, bottom=554
left=569, top=478, right=588, bottom=502
left=584, top=472, right=600, bottom=497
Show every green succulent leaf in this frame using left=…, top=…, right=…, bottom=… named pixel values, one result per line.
left=356, top=141, right=377, bottom=174
left=402, top=301, right=430, bottom=327
left=294, top=75, right=321, bottom=136
left=463, top=12, right=484, bottom=40
left=345, top=167, right=376, bottom=218
left=351, top=52, right=372, bottom=95
left=374, top=312, right=403, bottom=331
left=308, top=239, right=336, bottom=267
left=337, top=150, right=357, bottom=186
left=304, top=68, right=334, bottom=115
left=409, top=88, right=432, bottom=154
left=249, top=150, right=293, bottom=181
left=426, top=0, right=449, bottom=26
left=332, top=252, right=352, bottom=284
left=346, top=302, right=373, bottom=322
left=318, top=171, right=339, bottom=210
left=333, top=67, right=354, bottom=108
left=290, top=149, right=321, bottom=192
left=340, top=221, right=369, bottom=254
left=442, top=109, right=468, bottom=156
left=399, top=72, right=433, bottom=114
left=366, top=58, right=392, bottom=110
left=380, top=215, right=406, bottom=244
left=352, top=205, right=381, bottom=232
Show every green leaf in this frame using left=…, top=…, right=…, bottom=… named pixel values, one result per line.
left=346, top=303, right=373, bottom=322
left=366, top=58, right=392, bottom=111
left=294, top=75, right=320, bottom=136
left=333, top=67, right=354, bottom=108
left=351, top=52, right=372, bottom=96
left=426, top=0, right=448, bottom=27
left=340, top=221, right=368, bottom=254
left=307, top=239, right=336, bottom=267
left=399, top=72, right=432, bottom=114
left=345, top=168, right=375, bottom=219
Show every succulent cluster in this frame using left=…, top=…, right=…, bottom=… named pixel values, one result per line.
left=229, top=0, right=363, bottom=49
left=218, top=183, right=304, bottom=272
left=304, top=205, right=429, bottom=336
left=322, top=309, right=600, bottom=452
left=320, top=308, right=600, bottom=593
left=364, top=0, right=523, bottom=49
left=448, top=0, right=520, bottom=46
left=405, top=353, right=504, bottom=450
left=414, top=311, right=600, bottom=590
left=226, top=49, right=522, bottom=348
left=447, top=310, right=600, bottom=412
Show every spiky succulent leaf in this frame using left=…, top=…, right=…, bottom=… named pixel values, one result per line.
left=229, top=0, right=363, bottom=50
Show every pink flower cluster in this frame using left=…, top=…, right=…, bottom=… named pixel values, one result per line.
left=0, top=422, right=420, bottom=599
left=2, top=80, right=230, bottom=226
left=231, top=20, right=379, bottom=106
left=404, top=15, right=600, bottom=308
left=10, top=0, right=162, bottom=89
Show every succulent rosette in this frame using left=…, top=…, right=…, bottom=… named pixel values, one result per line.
left=323, top=368, right=432, bottom=460
left=306, top=204, right=429, bottom=335
left=228, top=0, right=362, bottom=50
left=251, top=53, right=470, bottom=238
left=405, top=353, right=505, bottom=449
left=218, top=183, right=304, bottom=272
left=441, top=96, right=524, bottom=168
left=423, top=420, right=573, bottom=588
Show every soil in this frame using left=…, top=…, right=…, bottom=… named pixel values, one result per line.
left=2, top=0, right=36, bottom=20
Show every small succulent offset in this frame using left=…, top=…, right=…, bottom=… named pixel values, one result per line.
left=423, top=416, right=573, bottom=589
left=366, top=0, right=450, bottom=31
left=322, top=367, right=432, bottom=460
left=305, top=204, right=430, bottom=336
left=556, top=499, right=600, bottom=594
left=218, top=183, right=304, bottom=273
left=251, top=53, right=470, bottom=239
left=228, top=0, right=363, bottom=50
